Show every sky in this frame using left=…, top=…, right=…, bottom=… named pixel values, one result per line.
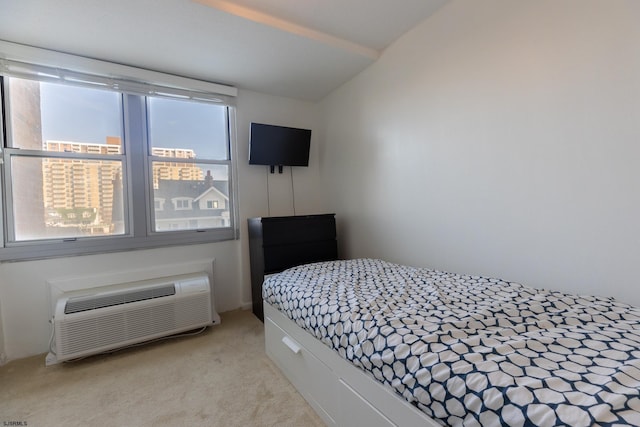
left=40, top=81, right=228, bottom=160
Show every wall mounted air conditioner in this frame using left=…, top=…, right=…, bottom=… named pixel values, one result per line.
left=46, top=273, right=216, bottom=365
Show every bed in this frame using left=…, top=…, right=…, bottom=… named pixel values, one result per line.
left=262, top=258, right=640, bottom=427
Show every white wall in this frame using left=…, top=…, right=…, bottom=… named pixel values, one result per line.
left=319, top=0, right=640, bottom=306
left=235, top=89, right=324, bottom=312
left=0, top=303, right=6, bottom=364
left=0, top=242, right=240, bottom=361
left=0, top=88, right=322, bottom=362
left=236, top=89, right=325, bottom=220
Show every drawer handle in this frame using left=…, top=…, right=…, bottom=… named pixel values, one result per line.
left=282, top=336, right=301, bottom=354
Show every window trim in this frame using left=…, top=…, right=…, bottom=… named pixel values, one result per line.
left=154, top=198, right=165, bottom=211
left=172, top=198, right=193, bottom=211
left=205, top=200, right=219, bottom=210
left=0, top=45, right=239, bottom=262
left=0, top=40, right=237, bottom=102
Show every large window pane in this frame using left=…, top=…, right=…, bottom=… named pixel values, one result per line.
left=10, top=156, right=125, bottom=241
left=8, top=78, right=123, bottom=152
left=147, top=96, right=231, bottom=233
left=148, top=97, right=228, bottom=160
left=5, top=77, right=126, bottom=242
left=152, top=163, right=230, bottom=232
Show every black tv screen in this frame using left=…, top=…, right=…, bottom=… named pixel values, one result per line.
left=249, top=123, right=311, bottom=167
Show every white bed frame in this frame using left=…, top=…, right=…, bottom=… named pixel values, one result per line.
left=264, top=302, right=441, bottom=427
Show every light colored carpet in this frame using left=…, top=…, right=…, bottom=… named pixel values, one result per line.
left=0, top=309, right=325, bottom=427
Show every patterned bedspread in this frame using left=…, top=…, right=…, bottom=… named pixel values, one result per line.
left=262, top=258, right=640, bottom=427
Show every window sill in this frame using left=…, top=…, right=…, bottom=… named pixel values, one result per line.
left=0, top=228, right=238, bottom=262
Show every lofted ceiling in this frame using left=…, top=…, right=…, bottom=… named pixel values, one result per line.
left=0, top=0, right=448, bottom=101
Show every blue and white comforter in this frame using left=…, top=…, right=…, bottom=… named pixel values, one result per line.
left=262, top=258, right=640, bottom=426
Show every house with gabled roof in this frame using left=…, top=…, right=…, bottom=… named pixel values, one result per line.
left=153, top=170, right=230, bottom=231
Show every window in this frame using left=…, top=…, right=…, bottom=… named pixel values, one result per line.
left=147, top=97, right=231, bottom=232
left=0, top=56, right=237, bottom=261
left=3, top=78, right=125, bottom=242
left=172, top=198, right=193, bottom=211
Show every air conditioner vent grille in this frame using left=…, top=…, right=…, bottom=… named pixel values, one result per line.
left=47, top=273, right=218, bottom=365
left=56, top=297, right=210, bottom=356
left=64, top=284, right=176, bottom=314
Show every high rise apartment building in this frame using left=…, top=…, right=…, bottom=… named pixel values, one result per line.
left=42, top=138, right=123, bottom=231
left=150, top=147, right=203, bottom=189
left=42, top=139, right=203, bottom=231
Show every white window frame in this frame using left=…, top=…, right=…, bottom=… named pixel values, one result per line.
left=172, top=197, right=193, bottom=211
left=0, top=41, right=239, bottom=261
left=154, top=198, right=165, bottom=211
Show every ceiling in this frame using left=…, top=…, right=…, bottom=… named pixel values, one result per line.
left=0, top=0, right=448, bottom=101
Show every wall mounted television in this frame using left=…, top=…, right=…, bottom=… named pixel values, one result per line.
left=249, top=122, right=311, bottom=173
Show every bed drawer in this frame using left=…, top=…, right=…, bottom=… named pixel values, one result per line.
left=339, top=379, right=395, bottom=427
left=265, top=317, right=339, bottom=426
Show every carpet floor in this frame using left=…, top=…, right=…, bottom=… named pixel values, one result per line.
left=0, top=309, right=324, bottom=427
